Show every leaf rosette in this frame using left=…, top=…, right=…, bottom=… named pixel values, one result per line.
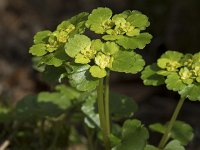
left=29, top=7, right=152, bottom=91
left=141, top=51, right=200, bottom=101
left=29, top=12, right=89, bottom=67
left=86, top=7, right=152, bottom=50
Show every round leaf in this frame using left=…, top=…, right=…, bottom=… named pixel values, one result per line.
left=89, top=65, right=107, bottom=78
left=165, top=73, right=186, bottom=92
left=111, top=51, right=145, bottom=74
left=164, top=140, right=185, bottom=150
left=141, top=64, right=165, bottom=86
left=179, top=83, right=200, bottom=101
left=86, top=7, right=112, bottom=34
left=116, top=33, right=152, bottom=49
left=67, top=64, right=99, bottom=91
left=29, top=44, right=47, bottom=56
left=65, top=35, right=91, bottom=58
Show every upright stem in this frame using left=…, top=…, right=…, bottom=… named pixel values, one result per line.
left=97, top=78, right=110, bottom=150
left=105, top=71, right=110, bottom=136
left=158, top=97, right=185, bottom=149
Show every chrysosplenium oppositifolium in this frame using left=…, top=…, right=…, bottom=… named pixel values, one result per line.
left=142, top=51, right=200, bottom=101
left=29, top=7, right=152, bottom=91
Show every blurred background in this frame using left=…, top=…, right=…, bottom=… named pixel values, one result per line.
left=0, top=0, right=200, bottom=149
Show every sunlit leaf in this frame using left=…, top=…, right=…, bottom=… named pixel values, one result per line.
left=86, top=7, right=113, bottom=34
left=29, top=44, right=47, bottom=56
left=65, top=34, right=91, bottom=58
left=179, top=83, right=200, bottom=101
left=89, top=65, right=107, bottom=78
left=116, top=33, right=152, bottom=49
left=112, top=51, right=145, bottom=74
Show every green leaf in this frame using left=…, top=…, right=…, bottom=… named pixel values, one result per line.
left=171, top=121, right=194, bottom=146
left=149, top=123, right=166, bottom=134
left=110, top=92, right=138, bottom=120
left=127, top=11, right=150, bottom=30
left=39, top=53, right=63, bottom=67
left=67, top=63, right=99, bottom=91
left=141, top=64, right=165, bottom=86
left=193, top=52, right=200, bottom=64
left=15, top=85, right=80, bottom=121
left=14, top=95, right=63, bottom=121
left=164, top=140, right=185, bottom=150
left=38, top=85, right=80, bottom=110
left=32, top=57, right=46, bottom=72
left=111, top=51, right=145, bottom=74
left=110, top=134, right=122, bottom=148
left=69, top=12, right=89, bottom=25
left=179, top=83, right=200, bottom=101
left=149, top=121, right=194, bottom=146
left=102, top=35, right=124, bottom=41
left=33, top=30, right=52, bottom=44
left=56, top=85, right=80, bottom=100
left=116, top=33, right=152, bottom=49
left=89, top=65, right=107, bottom=78
left=68, top=12, right=89, bottom=34
left=103, top=42, right=119, bottom=55
left=81, top=91, right=100, bottom=128
left=75, top=53, right=90, bottom=64
left=29, top=44, right=47, bottom=56
left=112, top=12, right=129, bottom=21
left=157, top=51, right=183, bottom=70
left=91, top=39, right=104, bottom=51
left=56, top=20, right=72, bottom=31
left=43, top=48, right=68, bottom=67
left=113, top=119, right=149, bottom=150
left=157, top=70, right=172, bottom=76
left=165, top=73, right=186, bottom=92
left=144, top=145, right=159, bottom=150
left=86, top=7, right=113, bottom=34
left=65, top=34, right=91, bottom=58
left=56, top=12, right=89, bottom=37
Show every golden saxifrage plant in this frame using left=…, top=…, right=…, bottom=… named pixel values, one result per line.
left=28, top=7, right=200, bottom=150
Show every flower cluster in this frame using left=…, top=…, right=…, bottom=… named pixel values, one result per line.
left=142, top=51, right=200, bottom=101
left=29, top=7, right=152, bottom=91
left=30, top=23, right=76, bottom=57
left=86, top=8, right=149, bottom=37
left=65, top=34, right=119, bottom=78
left=156, top=51, right=200, bottom=84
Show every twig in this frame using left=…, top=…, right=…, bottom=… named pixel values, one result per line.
left=0, top=140, right=10, bottom=150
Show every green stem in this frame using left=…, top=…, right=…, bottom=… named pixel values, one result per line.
left=105, top=71, right=110, bottom=136
left=158, top=97, right=185, bottom=149
left=97, top=78, right=110, bottom=150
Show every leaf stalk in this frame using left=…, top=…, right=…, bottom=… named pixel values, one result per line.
left=97, top=76, right=110, bottom=150
left=158, top=96, right=185, bottom=149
